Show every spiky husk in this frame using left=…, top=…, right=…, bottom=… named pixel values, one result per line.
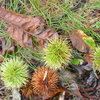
left=92, top=47, right=100, bottom=71
left=1, top=57, right=29, bottom=89
left=31, top=66, right=59, bottom=96
left=21, top=80, right=33, bottom=98
left=43, top=38, right=72, bottom=70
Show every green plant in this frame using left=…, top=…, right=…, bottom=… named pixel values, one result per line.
left=94, top=21, right=100, bottom=29
left=1, top=57, right=29, bottom=89
left=92, top=47, right=100, bottom=72
left=43, top=38, right=72, bottom=70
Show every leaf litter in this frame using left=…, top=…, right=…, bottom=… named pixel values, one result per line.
left=0, top=1, right=100, bottom=100
left=0, top=8, right=59, bottom=50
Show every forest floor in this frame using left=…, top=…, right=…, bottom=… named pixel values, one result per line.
left=0, top=0, right=100, bottom=100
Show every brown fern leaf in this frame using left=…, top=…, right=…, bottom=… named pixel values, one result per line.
left=31, top=66, right=71, bottom=99
left=0, top=8, right=59, bottom=50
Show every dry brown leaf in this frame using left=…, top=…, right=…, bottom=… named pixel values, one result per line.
left=84, top=54, right=92, bottom=64
left=70, top=29, right=93, bottom=53
left=69, top=80, right=83, bottom=99
left=0, top=8, right=59, bottom=50
left=84, top=50, right=94, bottom=63
left=42, top=85, right=71, bottom=100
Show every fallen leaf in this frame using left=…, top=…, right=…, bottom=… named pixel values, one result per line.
left=69, top=80, right=83, bottom=99
left=0, top=8, right=59, bottom=50
left=86, top=71, right=98, bottom=88
left=70, top=29, right=95, bottom=53
left=81, top=63, right=92, bottom=71
left=69, top=63, right=92, bottom=79
left=42, top=85, right=71, bottom=100
left=84, top=53, right=93, bottom=63
left=59, top=69, right=78, bottom=82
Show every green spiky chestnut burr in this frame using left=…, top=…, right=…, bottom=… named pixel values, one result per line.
left=0, top=57, right=29, bottom=89
left=92, top=47, right=100, bottom=72
left=43, top=38, right=72, bottom=70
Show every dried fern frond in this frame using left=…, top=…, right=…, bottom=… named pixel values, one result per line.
left=31, top=66, right=59, bottom=96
